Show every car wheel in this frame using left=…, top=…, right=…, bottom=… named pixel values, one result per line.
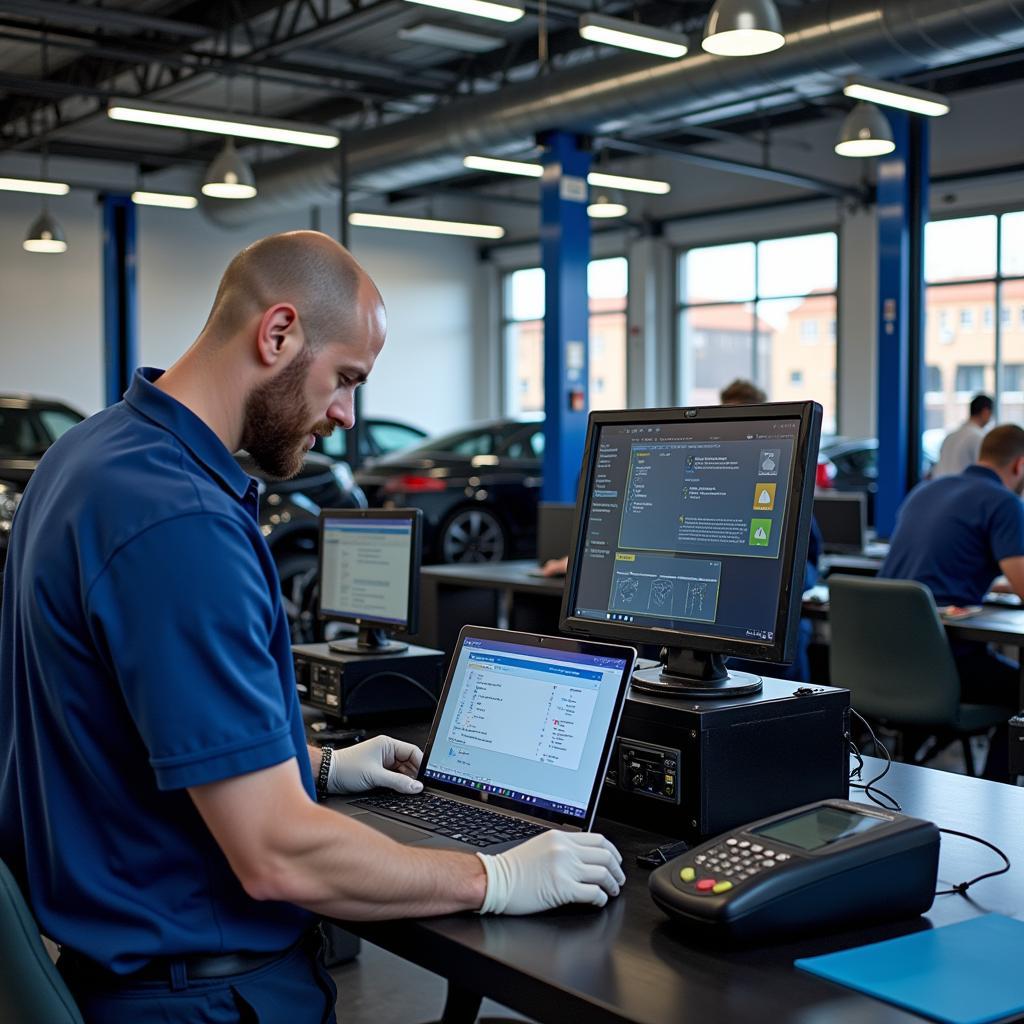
left=275, top=553, right=319, bottom=644
left=440, top=506, right=507, bottom=564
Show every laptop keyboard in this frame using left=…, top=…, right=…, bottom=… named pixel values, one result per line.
left=353, top=793, right=547, bottom=847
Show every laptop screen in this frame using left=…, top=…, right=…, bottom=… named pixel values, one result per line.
left=420, top=630, right=633, bottom=826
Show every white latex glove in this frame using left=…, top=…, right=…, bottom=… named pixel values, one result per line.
left=327, top=736, right=424, bottom=795
left=476, top=830, right=625, bottom=915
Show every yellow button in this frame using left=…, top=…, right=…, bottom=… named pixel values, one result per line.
left=680, top=867, right=696, bottom=883
left=712, top=881, right=733, bottom=894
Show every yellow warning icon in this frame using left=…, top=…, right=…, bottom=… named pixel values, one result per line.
left=753, top=483, right=776, bottom=511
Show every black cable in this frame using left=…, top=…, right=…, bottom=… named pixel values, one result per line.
left=848, top=708, right=902, bottom=811
left=935, top=828, right=1012, bottom=897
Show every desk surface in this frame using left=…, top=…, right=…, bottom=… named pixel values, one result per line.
left=332, top=759, right=1024, bottom=1024
left=421, top=560, right=564, bottom=595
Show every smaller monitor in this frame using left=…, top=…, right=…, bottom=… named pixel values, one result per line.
left=537, top=502, right=576, bottom=565
left=318, top=508, right=422, bottom=655
left=813, top=492, right=867, bottom=554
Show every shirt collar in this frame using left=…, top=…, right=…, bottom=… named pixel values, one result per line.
left=963, top=464, right=1001, bottom=486
left=124, top=367, right=254, bottom=501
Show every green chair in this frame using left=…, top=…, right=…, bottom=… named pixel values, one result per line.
left=0, top=858, right=84, bottom=1024
left=828, top=575, right=1008, bottom=776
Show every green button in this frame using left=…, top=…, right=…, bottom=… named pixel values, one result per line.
left=712, top=881, right=733, bottom=894
left=679, top=867, right=696, bottom=883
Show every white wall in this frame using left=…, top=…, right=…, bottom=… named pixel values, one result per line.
left=0, top=189, right=104, bottom=414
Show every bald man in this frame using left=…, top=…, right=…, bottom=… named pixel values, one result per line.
left=0, top=232, right=623, bottom=1024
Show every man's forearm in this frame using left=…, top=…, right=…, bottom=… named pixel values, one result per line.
left=308, top=744, right=322, bottom=778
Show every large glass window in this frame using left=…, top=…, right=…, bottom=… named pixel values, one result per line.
left=502, top=257, right=628, bottom=417
left=924, top=212, right=1024, bottom=436
left=676, top=232, right=838, bottom=433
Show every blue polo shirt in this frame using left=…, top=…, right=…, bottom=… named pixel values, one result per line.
left=880, top=465, right=1024, bottom=606
left=0, top=368, right=314, bottom=973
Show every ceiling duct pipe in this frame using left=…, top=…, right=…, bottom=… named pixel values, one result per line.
left=204, top=0, right=1024, bottom=225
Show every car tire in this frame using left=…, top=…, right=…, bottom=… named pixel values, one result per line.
left=439, top=506, right=507, bottom=564
left=275, top=553, right=320, bottom=644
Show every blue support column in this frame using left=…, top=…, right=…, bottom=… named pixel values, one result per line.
left=102, top=194, right=138, bottom=406
left=540, top=131, right=591, bottom=502
left=875, top=112, right=928, bottom=537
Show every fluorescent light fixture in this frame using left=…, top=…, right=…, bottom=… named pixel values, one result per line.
left=131, top=191, right=198, bottom=209
left=702, top=0, right=784, bottom=56
left=402, top=0, right=524, bottom=24
left=835, top=102, right=895, bottom=158
left=0, top=176, right=70, bottom=196
left=579, top=13, right=688, bottom=59
left=463, top=155, right=543, bottom=177
left=843, top=78, right=949, bottom=117
left=23, top=209, right=67, bottom=253
left=464, top=155, right=670, bottom=194
left=202, top=139, right=257, bottom=199
left=107, top=98, right=339, bottom=149
left=349, top=212, right=505, bottom=239
left=588, top=170, right=670, bottom=195
left=398, top=22, right=504, bottom=51
left=587, top=196, right=628, bottom=218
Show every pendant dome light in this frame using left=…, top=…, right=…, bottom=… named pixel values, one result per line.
left=702, top=0, right=785, bottom=57
left=835, top=102, right=896, bottom=158
left=23, top=207, right=67, bottom=253
left=587, top=193, right=628, bottom=219
left=202, top=139, right=257, bottom=199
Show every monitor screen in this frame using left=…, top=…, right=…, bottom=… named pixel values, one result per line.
left=318, top=509, right=420, bottom=630
left=421, top=631, right=633, bottom=825
left=813, top=493, right=866, bottom=553
left=560, top=403, right=821, bottom=665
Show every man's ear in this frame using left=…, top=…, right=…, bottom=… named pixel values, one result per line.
left=255, top=303, right=302, bottom=366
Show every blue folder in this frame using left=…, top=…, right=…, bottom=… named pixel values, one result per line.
left=795, top=914, right=1024, bottom=1024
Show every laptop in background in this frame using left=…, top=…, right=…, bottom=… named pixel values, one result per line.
left=813, top=492, right=868, bottom=555
left=526, top=502, right=576, bottom=577
left=337, top=625, right=636, bottom=852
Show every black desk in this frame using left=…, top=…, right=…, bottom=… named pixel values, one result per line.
left=804, top=597, right=1024, bottom=708
left=329, top=758, right=1024, bottom=1024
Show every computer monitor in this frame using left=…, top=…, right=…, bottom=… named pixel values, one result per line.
left=813, top=492, right=867, bottom=554
left=318, top=508, right=422, bottom=655
left=537, top=502, right=576, bottom=564
left=559, top=402, right=822, bottom=697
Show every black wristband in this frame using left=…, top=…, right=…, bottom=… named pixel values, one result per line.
left=316, top=745, right=334, bottom=802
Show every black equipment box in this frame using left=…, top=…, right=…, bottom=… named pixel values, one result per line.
left=292, top=642, right=445, bottom=722
left=600, top=677, right=850, bottom=842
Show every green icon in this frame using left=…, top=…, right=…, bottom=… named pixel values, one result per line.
left=749, top=519, right=772, bottom=546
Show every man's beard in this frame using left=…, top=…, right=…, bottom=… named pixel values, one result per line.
left=241, top=347, right=333, bottom=479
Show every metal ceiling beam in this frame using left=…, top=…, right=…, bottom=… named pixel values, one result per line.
left=0, top=0, right=211, bottom=39
left=600, top=136, right=861, bottom=200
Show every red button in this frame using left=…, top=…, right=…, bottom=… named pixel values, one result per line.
left=696, top=878, right=716, bottom=892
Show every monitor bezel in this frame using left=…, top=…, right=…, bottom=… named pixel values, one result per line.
left=418, top=625, right=637, bottom=830
left=316, top=507, right=422, bottom=635
left=558, top=402, right=822, bottom=666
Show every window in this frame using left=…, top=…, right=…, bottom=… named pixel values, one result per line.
left=924, top=365, right=943, bottom=393
left=677, top=232, right=838, bottom=432
left=502, top=257, right=628, bottom=417
left=923, top=210, right=1024, bottom=441
left=37, top=408, right=83, bottom=441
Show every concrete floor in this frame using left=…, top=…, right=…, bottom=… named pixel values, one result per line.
left=330, top=940, right=531, bottom=1023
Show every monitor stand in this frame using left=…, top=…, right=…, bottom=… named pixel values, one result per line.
left=328, top=626, right=409, bottom=656
left=630, top=647, right=762, bottom=698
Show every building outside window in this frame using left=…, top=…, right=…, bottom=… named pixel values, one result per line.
left=676, top=232, right=838, bottom=433
left=502, top=257, right=628, bottom=417
left=923, top=211, right=1024, bottom=437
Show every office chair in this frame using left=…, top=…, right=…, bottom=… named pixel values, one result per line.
left=0, top=857, right=84, bottom=1024
left=828, top=575, right=1008, bottom=775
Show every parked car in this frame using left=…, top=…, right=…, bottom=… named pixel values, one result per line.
left=0, top=394, right=365, bottom=642
left=357, top=417, right=544, bottom=563
left=313, top=417, right=426, bottom=465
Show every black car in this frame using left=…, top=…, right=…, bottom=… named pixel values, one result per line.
left=0, top=395, right=365, bottom=642
left=313, top=417, right=426, bottom=466
left=357, top=418, right=544, bottom=563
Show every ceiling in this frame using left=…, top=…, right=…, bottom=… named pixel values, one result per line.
left=2, top=0, right=1024, bottom=236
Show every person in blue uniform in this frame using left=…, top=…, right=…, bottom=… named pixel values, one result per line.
left=0, top=231, right=624, bottom=1024
left=880, top=423, right=1024, bottom=782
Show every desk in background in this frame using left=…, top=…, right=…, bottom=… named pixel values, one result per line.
left=329, top=757, right=1024, bottom=1024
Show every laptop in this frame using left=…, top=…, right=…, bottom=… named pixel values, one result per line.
left=813, top=492, right=868, bottom=555
left=336, top=625, right=636, bottom=852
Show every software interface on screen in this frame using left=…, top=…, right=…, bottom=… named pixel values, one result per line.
left=571, top=418, right=802, bottom=645
left=422, top=637, right=628, bottom=819
left=320, top=517, right=413, bottom=625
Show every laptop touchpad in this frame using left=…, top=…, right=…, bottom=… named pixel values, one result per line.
left=357, top=816, right=433, bottom=843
